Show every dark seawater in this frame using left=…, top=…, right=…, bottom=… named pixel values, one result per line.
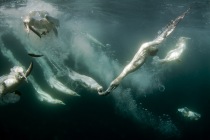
left=0, top=0, right=210, bottom=140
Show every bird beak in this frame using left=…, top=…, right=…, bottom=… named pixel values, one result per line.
left=20, top=72, right=28, bottom=82
left=25, top=62, right=33, bottom=77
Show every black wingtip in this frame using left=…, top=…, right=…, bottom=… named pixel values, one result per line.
left=28, top=53, right=44, bottom=57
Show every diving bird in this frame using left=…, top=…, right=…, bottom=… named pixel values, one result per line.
left=68, top=69, right=103, bottom=95
left=23, top=11, right=59, bottom=38
left=101, top=8, right=190, bottom=95
left=0, top=62, right=33, bottom=103
left=158, top=37, right=189, bottom=64
left=152, top=37, right=190, bottom=65
left=178, top=107, right=201, bottom=120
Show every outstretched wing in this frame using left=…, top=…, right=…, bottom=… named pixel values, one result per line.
left=29, top=26, right=41, bottom=38
left=53, top=28, right=58, bottom=37
left=45, top=15, right=60, bottom=27
left=157, top=8, right=190, bottom=40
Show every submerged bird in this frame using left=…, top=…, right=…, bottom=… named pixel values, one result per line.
left=178, top=107, right=201, bottom=120
left=100, top=8, right=190, bottom=95
left=68, top=69, right=103, bottom=95
left=22, top=11, right=59, bottom=38
left=152, top=37, right=189, bottom=65
left=160, top=37, right=189, bottom=64
left=0, top=62, right=33, bottom=104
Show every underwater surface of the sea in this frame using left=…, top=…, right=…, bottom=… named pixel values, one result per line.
left=0, top=0, right=210, bottom=139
